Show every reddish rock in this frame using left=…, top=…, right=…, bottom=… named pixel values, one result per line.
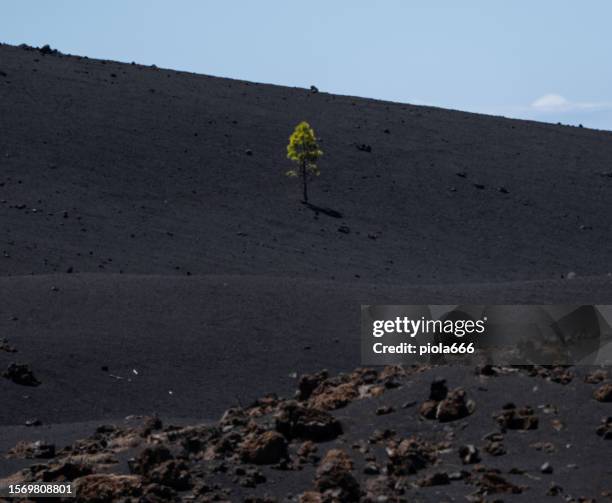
left=240, top=431, right=287, bottom=465
left=275, top=401, right=342, bottom=442
left=472, top=470, right=524, bottom=495
left=297, top=370, right=329, bottom=400
left=363, top=476, right=398, bottom=503
left=131, top=445, right=173, bottom=475
left=594, top=383, right=612, bottom=402
left=314, top=449, right=360, bottom=502
left=584, top=369, right=607, bottom=384
left=386, top=437, right=437, bottom=476
left=308, top=382, right=358, bottom=410
left=8, top=440, right=55, bottom=459
left=417, top=471, right=450, bottom=487
left=436, top=388, right=474, bottom=422
left=41, top=462, right=92, bottom=482
left=494, top=405, right=539, bottom=430
left=418, top=400, right=438, bottom=419
left=147, top=460, right=191, bottom=490
left=74, top=474, right=143, bottom=502
left=299, top=492, right=323, bottom=503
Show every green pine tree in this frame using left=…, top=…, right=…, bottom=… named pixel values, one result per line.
left=286, top=121, right=323, bottom=203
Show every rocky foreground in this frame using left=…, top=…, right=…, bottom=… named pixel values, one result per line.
left=2, top=365, right=611, bottom=502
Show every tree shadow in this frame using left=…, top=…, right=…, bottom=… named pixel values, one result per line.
left=302, top=202, right=343, bottom=219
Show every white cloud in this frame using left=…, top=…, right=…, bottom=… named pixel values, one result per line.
left=531, top=93, right=570, bottom=111
left=531, top=93, right=612, bottom=113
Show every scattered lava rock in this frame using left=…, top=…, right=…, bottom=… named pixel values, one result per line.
left=494, top=404, right=539, bottom=430
left=73, top=474, right=144, bottom=502
left=297, top=440, right=319, bottom=464
left=459, top=444, right=480, bottom=464
left=484, top=432, right=507, bottom=456
left=594, top=383, right=612, bottom=402
left=240, top=431, right=288, bottom=464
left=540, top=461, right=554, bottom=474
left=275, top=401, right=342, bottom=441
left=362, top=476, right=396, bottom=502
left=297, top=370, right=329, bottom=400
left=429, top=378, right=448, bottom=400
left=0, top=337, right=17, bottom=352
left=596, top=417, right=612, bottom=439
left=417, top=471, right=450, bottom=487
left=41, top=461, right=92, bottom=482
left=2, top=362, right=41, bottom=386
left=131, top=445, right=173, bottom=475
left=8, top=440, right=56, bottom=459
left=39, top=44, right=58, bottom=55
left=3, top=364, right=609, bottom=500
left=386, top=437, right=438, bottom=475
left=471, top=470, right=524, bottom=495
left=356, top=143, right=372, bottom=153
left=436, top=388, right=474, bottom=422
left=375, top=405, right=395, bottom=415
left=314, top=449, right=360, bottom=503
left=420, top=381, right=474, bottom=422
left=147, top=459, right=191, bottom=490
left=584, top=369, right=608, bottom=384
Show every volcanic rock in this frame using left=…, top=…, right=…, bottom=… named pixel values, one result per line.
left=386, top=437, right=437, bottom=476
left=275, top=401, right=342, bottom=441
left=593, top=383, right=612, bottom=402
left=240, top=431, right=288, bottom=464
left=459, top=444, right=480, bottom=464
left=436, top=388, right=474, bottom=422
left=73, top=474, right=144, bottom=502
left=494, top=404, right=539, bottom=430
left=596, top=417, right=612, bottom=439
left=314, top=449, right=360, bottom=503
left=2, top=362, right=41, bottom=386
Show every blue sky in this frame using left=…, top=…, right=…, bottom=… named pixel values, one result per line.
left=3, top=1, right=612, bottom=130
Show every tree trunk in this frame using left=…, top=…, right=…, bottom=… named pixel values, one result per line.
left=301, top=161, right=308, bottom=203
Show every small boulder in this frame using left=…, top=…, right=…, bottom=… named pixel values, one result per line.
left=131, top=445, right=173, bottom=475
left=3, top=363, right=40, bottom=386
left=429, top=378, right=448, bottom=401
left=596, top=417, right=612, bottom=439
left=275, top=401, right=342, bottom=442
left=594, top=383, right=612, bottom=402
left=240, top=431, right=288, bottom=465
left=315, top=449, right=360, bottom=502
left=494, top=404, right=539, bottom=430
left=297, top=370, right=328, bottom=400
left=458, top=444, right=480, bottom=464
left=74, top=474, right=143, bottom=502
left=41, top=462, right=92, bottom=482
left=417, top=472, right=450, bottom=487
left=386, top=437, right=437, bottom=476
left=436, top=388, right=474, bottom=422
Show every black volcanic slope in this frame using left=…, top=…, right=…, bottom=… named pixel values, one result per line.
left=1, top=43, right=611, bottom=283
left=1, top=44, right=612, bottom=501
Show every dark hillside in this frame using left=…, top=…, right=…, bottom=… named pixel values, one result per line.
left=1, top=43, right=611, bottom=283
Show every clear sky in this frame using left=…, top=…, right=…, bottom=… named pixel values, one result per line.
left=3, top=1, right=612, bottom=130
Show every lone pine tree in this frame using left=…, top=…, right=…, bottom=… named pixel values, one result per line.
left=286, top=121, right=323, bottom=204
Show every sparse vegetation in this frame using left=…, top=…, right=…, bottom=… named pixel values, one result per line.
left=286, top=121, right=323, bottom=203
